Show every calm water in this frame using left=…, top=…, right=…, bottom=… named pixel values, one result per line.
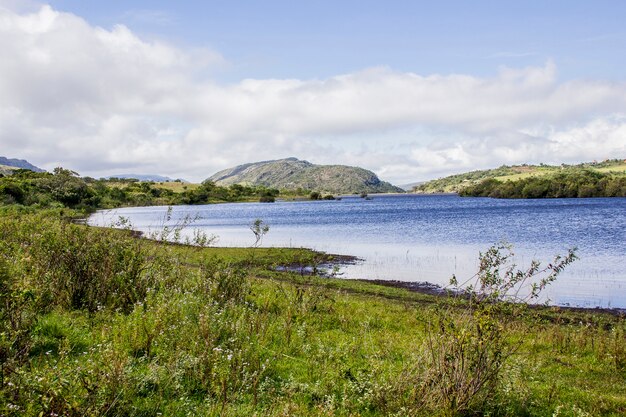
left=89, top=195, right=626, bottom=309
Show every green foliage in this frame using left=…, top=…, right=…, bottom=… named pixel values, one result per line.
left=250, top=218, right=270, bottom=247
left=413, top=165, right=522, bottom=193
left=40, top=168, right=101, bottom=208
left=0, top=214, right=151, bottom=313
left=0, top=257, right=37, bottom=381
left=385, top=244, right=578, bottom=415
left=460, top=169, right=626, bottom=198
left=0, top=167, right=285, bottom=212
left=0, top=211, right=624, bottom=415
left=455, top=242, right=578, bottom=304
left=415, top=159, right=626, bottom=194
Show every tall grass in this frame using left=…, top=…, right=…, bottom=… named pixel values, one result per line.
left=0, top=211, right=624, bottom=416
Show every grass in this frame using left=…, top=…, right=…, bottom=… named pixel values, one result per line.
left=596, top=163, right=626, bottom=174
left=414, top=159, right=626, bottom=193
left=154, top=182, right=201, bottom=192
left=493, top=166, right=556, bottom=182
left=494, top=163, right=626, bottom=182
left=1, top=211, right=625, bottom=416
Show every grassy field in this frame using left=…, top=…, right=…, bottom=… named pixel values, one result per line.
left=154, top=181, right=202, bottom=192
left=1, top=209, right=625, bottom=416
left=595, top=162, right=626, bottom=174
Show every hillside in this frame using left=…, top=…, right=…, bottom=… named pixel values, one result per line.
left=0, top=165, right=15, bottom=176
left=208, top=157, right=404, bottom=194
left=107, top=173, right=184, bottom=182
left=0, top=156, right=45, bottom=173
left=413, top=159, right=626, bottom=194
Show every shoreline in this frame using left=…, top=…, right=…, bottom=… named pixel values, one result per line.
left=261, top=249, right=626, bottom=316
left=83, top=210, right=626, bottom=316
left=351, top=277, right=626, bottom=317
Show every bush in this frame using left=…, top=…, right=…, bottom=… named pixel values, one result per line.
left=1, top=215, right=152, bottom=313
left=410, top=243, right=577, bottom=414
left=0, top=257, right=37, bottom=384
left=461, top=170, right=626, bottom=199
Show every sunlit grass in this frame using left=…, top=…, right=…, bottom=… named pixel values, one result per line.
left=154, top=181, right=201, bottom=192
left=1, top=211, right=625, bottom=416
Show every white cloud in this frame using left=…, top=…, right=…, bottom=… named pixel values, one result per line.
left=0, top=4, right=625, bottom=183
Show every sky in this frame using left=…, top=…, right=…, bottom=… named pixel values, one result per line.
left=1, top=1, right=625, bottom=183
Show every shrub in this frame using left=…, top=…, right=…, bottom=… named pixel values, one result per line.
left=2, top=215, right=152, bottom=313
left=0, top=257, right=37, bottom=385
left=250, top=219, right=269, bottom=248
left=409, top=243, right=577, bottom=414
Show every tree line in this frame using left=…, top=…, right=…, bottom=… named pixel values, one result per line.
left=0, top=168, right=280, bottom=210
left=459, top=169, right=626, bottom=198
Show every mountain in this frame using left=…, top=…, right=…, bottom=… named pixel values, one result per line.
left=0, top=156, right=45, bottom=173
left=412, top=159, right=626, bottom=193
left=207, top=157, right=404, bottom=194
left=107, top=174, right=185, bottom=182
left=398, top=181, right=424, bottom=191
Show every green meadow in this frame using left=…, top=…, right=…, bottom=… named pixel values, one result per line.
left=1, top=207, right=625, bottom=416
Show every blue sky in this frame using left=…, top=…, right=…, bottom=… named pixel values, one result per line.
left=45, top=0, right=626, bottom=81
left=1, top=1, right=625, bottom=182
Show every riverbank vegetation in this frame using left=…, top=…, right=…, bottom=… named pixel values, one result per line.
left=1, top=206, right=625, bottom=416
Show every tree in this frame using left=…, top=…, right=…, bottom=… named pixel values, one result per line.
left=40, top=167, right=99, bottom=208
left=249, top=219, right=269, bottom=247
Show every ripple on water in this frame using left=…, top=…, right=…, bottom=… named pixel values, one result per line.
left=89, top=195, right=626, bottom=308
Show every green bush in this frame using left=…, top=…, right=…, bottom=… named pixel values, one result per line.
left=460, top=169, right=626, bottom=199
left=427, top=244, right=574, bottom=413
left=1, top=210, right=623, bottom=416
left=0, top=214, right=151, bottom=313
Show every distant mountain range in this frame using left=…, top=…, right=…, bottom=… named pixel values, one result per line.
left=208, top=157, right=404, bottom=194
left=107, top=174, right=185, bottom=182
left=0, top=156, right=45, bottom=173
left=398, top=181, right=424, bottom=191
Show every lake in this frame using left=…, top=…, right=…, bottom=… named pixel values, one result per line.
left=88, top=195, right=626, bottom=309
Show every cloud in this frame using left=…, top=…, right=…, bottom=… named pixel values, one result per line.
left=0, top=4, right=625, bottom=183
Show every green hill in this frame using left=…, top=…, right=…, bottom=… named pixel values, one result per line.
left=413, top=159, right=626, bottom=194
left=207, top=157, right=404, bottom=194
